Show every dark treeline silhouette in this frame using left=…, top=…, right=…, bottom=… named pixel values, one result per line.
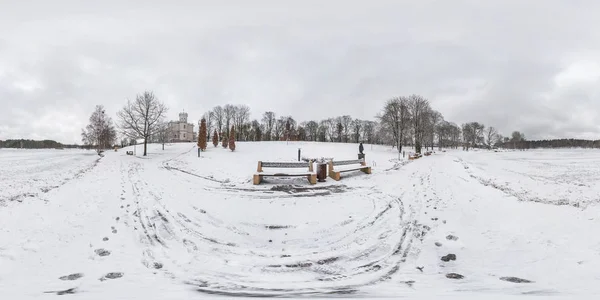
left=1, top=139, right=66, bottom=149
left=0, top=139, right=93, bottom=149
left=498, top=139, right=600, bottom=149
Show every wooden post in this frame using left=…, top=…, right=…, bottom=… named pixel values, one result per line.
left=307, top=174, right=317, bottom=184
left=257, top=161, right=263, bottom=172
left=253, top=174, right=262, bottom=185
left=328, top=160, right=340, bottom=181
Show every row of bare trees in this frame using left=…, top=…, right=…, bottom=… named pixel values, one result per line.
left=377, top=95, right=465, bottom=154
left=195, top=94, right=529, bottom=153
left=81, top=90, right=535, bottom=156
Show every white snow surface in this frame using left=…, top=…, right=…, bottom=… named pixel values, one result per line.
left=1, top=142, right=599, bottom=299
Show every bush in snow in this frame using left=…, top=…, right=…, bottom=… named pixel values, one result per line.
left=212, top=129, right=219, bottom=147
left=229, top=125, right=236, bottom=151
left=198, top=118, right=207, bottom=151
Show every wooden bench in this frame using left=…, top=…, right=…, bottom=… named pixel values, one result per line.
left=409, top=153, right=422, bottom=160
left=253, top=161, right=316, bottom=185
left=328, top=158, right=371, bottom=181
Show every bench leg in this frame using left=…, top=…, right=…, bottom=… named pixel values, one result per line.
left=329, top=170, right=341, bottom=181
left=307, top=174, right=317, bottom=185
left=253, top=174, right=263, bottom=185
left=361, top=167, right=372, bottom=174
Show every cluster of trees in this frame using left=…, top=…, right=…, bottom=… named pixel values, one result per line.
left=196, top=95, right=499, bottom=154
left=72, top=90, right=599, bottom=155
left=80, top=91, right=169, bottom=156
left=377, top=95, right=462, bottom=154
left=187, top=95, right=599, bottom=153
left=201, top=105, right=380, bottom=145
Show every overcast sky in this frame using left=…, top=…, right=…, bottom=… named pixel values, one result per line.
left=1, top=0, right=600, bottom=144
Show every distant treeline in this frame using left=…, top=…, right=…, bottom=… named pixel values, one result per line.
left=498, top=139, right=600, bottom=149
left=0, top=139, right=94, bottom=149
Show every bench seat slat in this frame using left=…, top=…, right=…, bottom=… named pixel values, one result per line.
left=338, top=167, right=367, bottom=173
left=332, top=159, right=363, bottom=166
left=257, top=172, right=313, bottom=176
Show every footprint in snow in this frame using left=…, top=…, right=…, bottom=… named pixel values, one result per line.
left=500, top=277, right=534, bottom=283
left=59, top=273, right=84, bottom=281
left=44, top=288, right=77, bottom=295
left=100, top=272, right=123, bottom=281
left=446, top=234, right=459, bottom=241
left=95, top=248, right=111, bottom=256
left=446, top=273, right=464, bottom=280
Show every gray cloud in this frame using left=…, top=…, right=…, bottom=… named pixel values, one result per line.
left=1, top=0, right=600, bottom=144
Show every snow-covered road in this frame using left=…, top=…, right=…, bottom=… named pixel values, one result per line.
left=1, top=144, right=599, bottom=299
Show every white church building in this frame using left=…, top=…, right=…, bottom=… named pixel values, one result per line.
left=167, top=111, right=195, bottom=143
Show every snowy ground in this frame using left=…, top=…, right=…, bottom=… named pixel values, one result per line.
left=0, top=149, right=100, bottom=205
left=1, top=142, right=599, bottom=299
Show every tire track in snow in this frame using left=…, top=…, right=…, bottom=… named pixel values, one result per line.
left=454, top=156, right=580, bottom=207
left=116, top=148, right=424, bottom=297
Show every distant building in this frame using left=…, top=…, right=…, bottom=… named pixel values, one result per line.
left=167, top=111, right=195, bottom=142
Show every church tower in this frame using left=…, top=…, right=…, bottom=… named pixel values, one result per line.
left=179, top=111, right=188, bottom=123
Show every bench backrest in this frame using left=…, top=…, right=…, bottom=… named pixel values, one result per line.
left=262, top=162, right=309, bottom=168
left=257, top=161, right=313, bottom=172
left=332, top=158, right=364, bottom=166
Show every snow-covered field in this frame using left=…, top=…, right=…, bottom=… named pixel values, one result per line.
left=0, top=149, right=100, bottom=205
left=1, top=142, right=599, bottom=299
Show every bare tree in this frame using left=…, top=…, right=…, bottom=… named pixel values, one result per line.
left=378, top=96, right=411, bottom=153
left=303, top=121, right=318, bottom=141
left=212, top=106, right=224, bottom=137
left=407, top=95, right=430, bottom=154
left=340, top=115, right=352, bottom=142
left=494, top=133, right=504, bottom=148
left=203, top=111, right=214, bottom=141
left=511, top=131, right=526, bottom=149
left=274, top=117, right=286, bottom=141
left=324, top=118, right=336, bottom=142
left=426, top=110, right=442, bottom=150
left=249, top=120, right=262, bottom=141
left=462, top=122, right=485, bottom=150
left=362, top=121, right=376, bottom=144
left=261, top=111, right=276, bottom=141
left=485, top=126, right=498, bottom=149
left=282, top=116, right=297, bottom=140
left=81, top=105, right=116, bottom=155
left=336, top=119, right=343, bottom=142
left=351, top=119, right=362, bottom=143
left=156, top=122, right=169, bottom=150
left=223, top=104, right=235, bottom=138
left=116, top=91, right=168, bottom=156
left=233, top=105, right=250, bottom=141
